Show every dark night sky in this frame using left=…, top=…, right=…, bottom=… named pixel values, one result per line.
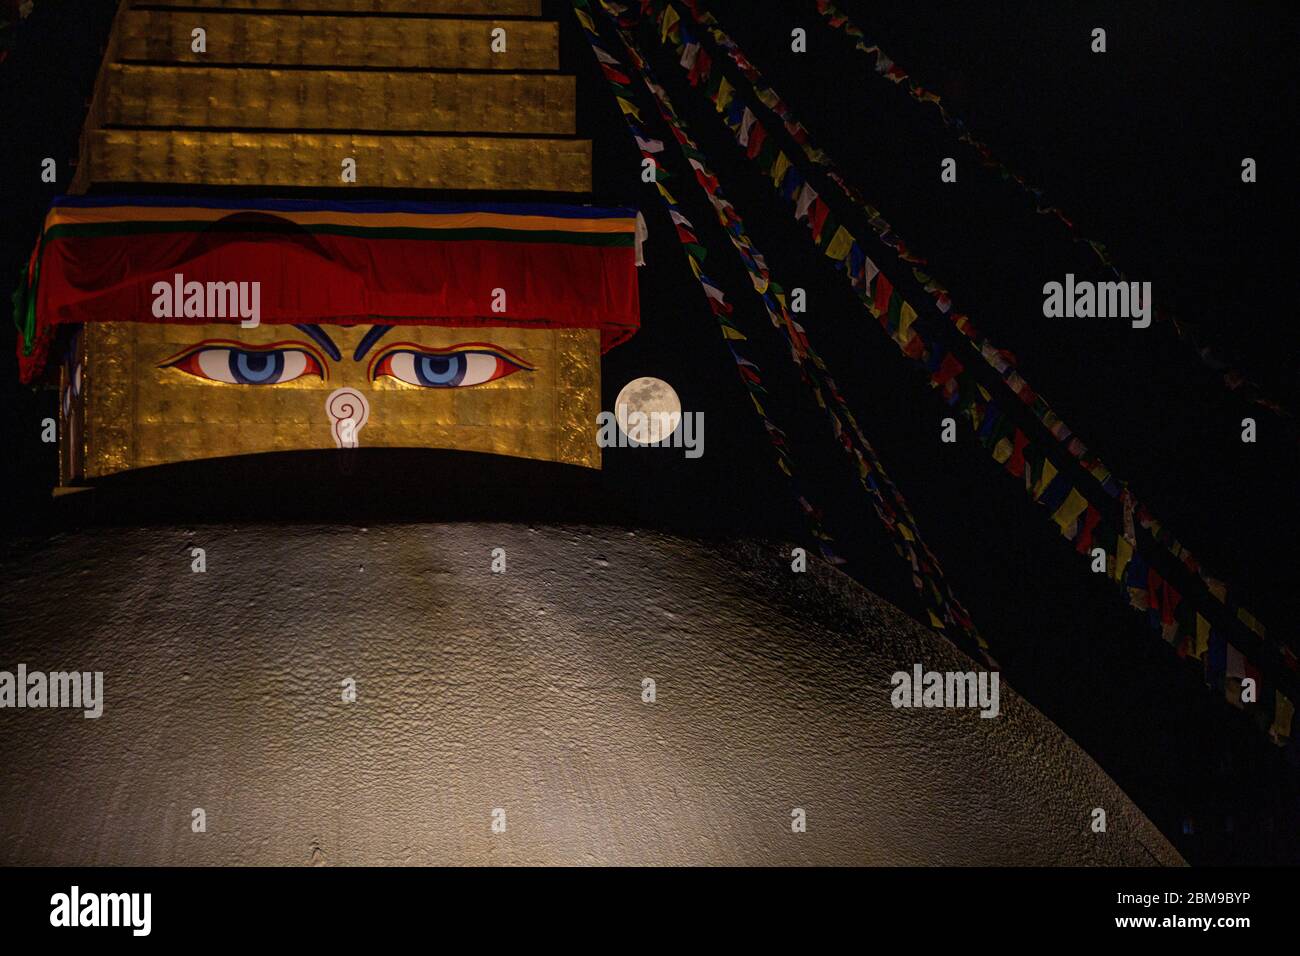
left=2, top=0, right=1298, bottom=864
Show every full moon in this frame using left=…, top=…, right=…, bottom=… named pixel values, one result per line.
left=615, top=377, right=682, bottom=445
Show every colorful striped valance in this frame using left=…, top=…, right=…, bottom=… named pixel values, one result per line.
left=15, top=196, right=640, bottom=383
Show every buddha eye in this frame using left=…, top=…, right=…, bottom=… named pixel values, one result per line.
left=371, top=344, right=532, bottom=388
left=162, top=341, right=326, bottom=385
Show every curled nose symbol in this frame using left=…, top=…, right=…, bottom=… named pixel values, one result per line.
left=326, top=388, right=370, bottom=448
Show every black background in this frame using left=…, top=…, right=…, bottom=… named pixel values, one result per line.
left=1, top=0, right=1297, bottom=865
left=0, top=865, right=1285, bottom=939
left=0, top=865, right=1284, bottom=940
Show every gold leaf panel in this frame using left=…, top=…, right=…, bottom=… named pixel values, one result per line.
left=105, top=65, right=576, bottom=134
left=80, top=322, right=601, bottom=477
left=85, top=129, right=592, bottom=191
left=117, top=12, right=559, bottom=70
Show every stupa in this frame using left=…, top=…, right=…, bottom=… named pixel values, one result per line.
left=0, top=0, right=1182, bottom=866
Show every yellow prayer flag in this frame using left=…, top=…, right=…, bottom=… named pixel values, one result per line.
left=574, top=8, right=597, bottom=32
left=616, top=97, right=641, bottom=119
left=1052, top=488, right=1089, bottom=536
left=824, top=225, right=855, bottom=262
left=1113, top=536, right=1133, bottom=583
left=897, top=301, right=918, bottom=336
left=992, top=436, right=1014, bottom=465
left=1271, top=692, right=1295, bottom=745
left=1032, top=459, right=1058, bottom=500
left=1192, top=613, right=1211, bottom=661
left=661, top=4, right=680, bottom=41
left=770, top=151, right=792, bottom=187
left=715, top=76, right=734, bottom=113
left=721, top=325, right=746, bottom=341
left=1237, top=607, right=1266, bottom=638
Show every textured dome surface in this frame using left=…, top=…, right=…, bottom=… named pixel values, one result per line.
left=0, top=524, right=1181, bottom=866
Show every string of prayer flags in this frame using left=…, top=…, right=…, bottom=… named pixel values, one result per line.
left=670, top=1, right=1289, bottom=650
left=655, top=0, right=1283, bottom=633
left=810, top=0, right=1294, bottom=426
left=659, top=0, right=1276, bottom=645
left=638, top=0, right=1295, bottom=741
left=570, top=0, right=844, bottom=567
left=590, top=0, right=988, bottom=655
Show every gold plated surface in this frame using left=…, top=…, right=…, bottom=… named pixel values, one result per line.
left=137, top=0, right=543, bottom=13
left=80, top=322, right=601, bottom=477
left=118, top=12, right=559, bottom=70
left=104, top=65, right=576, bottom=134
left=85, top=129, right=593, bottom=190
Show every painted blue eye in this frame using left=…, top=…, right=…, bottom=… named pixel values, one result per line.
left=414, top=353, right=466, bottom=387
left=373, top=347, right=530, bottom=388
left=171, top=346, right=321, bottom=384
left=231, top=349, right=285, bottom=384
